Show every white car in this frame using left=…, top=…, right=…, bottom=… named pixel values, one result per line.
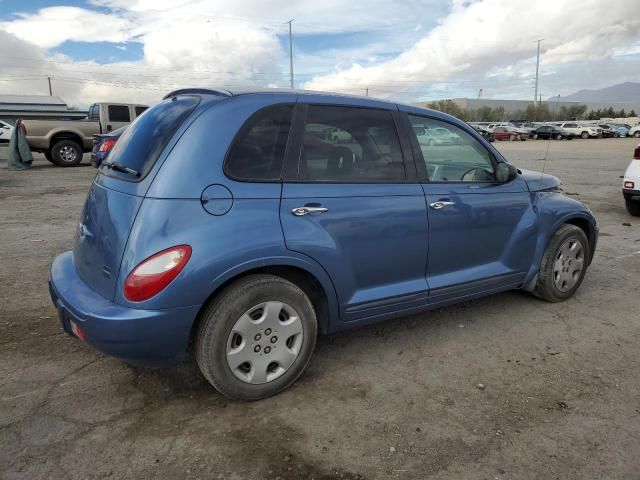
left=0, top=120, right=13, bottom=143
left=623, top=144, right=640, bottom=216
left=558, top=122, right=602, bottom=139
left=629, top=125, right=640, bottom=138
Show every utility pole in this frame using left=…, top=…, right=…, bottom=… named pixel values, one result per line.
left=534, top=39, right=542, bottom=105
left=286, top=20, right=294, bottom=89
left=365, top=87, right=369, bottom=97
left=47, top=76, right=52, bottom=96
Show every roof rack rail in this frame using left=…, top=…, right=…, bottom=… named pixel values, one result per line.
left=162, top=88, right=232, bottom=100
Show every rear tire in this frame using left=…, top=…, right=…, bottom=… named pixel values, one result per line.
left=634, top=131, right=640, bottom=138
left=556, top=134, right=563, bottom=140
left=509, top=134, right=515, bottom=141
left=626, top=199, right=640, bottom=216
left=533, top=225, right=589, bottom=302
left=532, top=133, right=539, bottom=140
left=580, top=131, right=589, bottom=139
left=51, top=139, right=83, bottom=166
left=196, top=274, right=317, bottom=400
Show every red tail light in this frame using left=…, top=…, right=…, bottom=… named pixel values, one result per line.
left=124, top=245, right=192, bottom=302
left=634, top=145, right=640, bottom=160
left=99, top=138, right=118, bottom=153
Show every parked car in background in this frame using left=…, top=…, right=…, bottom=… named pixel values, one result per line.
left=623, top=144, right=640, bottom=216
left=599, top=124, right=628, bottom=138
left=91, top=126, right=126, bottom=167
left=471, top=125, right=495, bottom=142
left=493, top=126, right=528, bottom=141
left=0, top=120, right=14, bottom=143
left=629, top=125, right=640, bottom=138
left=531, top=125, right=575, bottom=140
left=558, top=122, right=601, bottom=139
left=48, top=88, right=598, bottom=400
left=22, top=103, right=148, bottom=166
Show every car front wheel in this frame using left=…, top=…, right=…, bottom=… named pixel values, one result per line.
left=533, top=225, right=589, bottom=302
left=626, top=199, right=640, bottom=216
left=634, top=131, right=640, bottom=138
left=196, top=274, right=317, bottom=400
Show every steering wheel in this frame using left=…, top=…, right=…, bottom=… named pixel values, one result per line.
left=461, top=167, right=493, bottom=182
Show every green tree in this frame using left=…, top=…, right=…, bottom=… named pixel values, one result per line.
left=629, top=109, right=637, bottom=117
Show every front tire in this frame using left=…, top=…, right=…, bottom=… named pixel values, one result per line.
left=196, top=274, right=317, bottom=400
left=533, top=225, right=589, bottom=302
left=44, top=149, right=55, bottom=163
left=626, top=199, right=640, bottom=216
left=509, top=134, right=516, bottom=141
left=634, top=131, right=640, bottom=138
left=556, top=134, right=563, bottom=140
left=51, top=139, right=83, bottom=166
left=532, top=133, right=539, bottom=140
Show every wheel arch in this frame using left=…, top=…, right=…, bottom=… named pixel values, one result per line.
left=523, top=210, right=597, bottom=291
left=188, top=256, right=340, bottom=350
left=50, top=131, right=84, bottom=151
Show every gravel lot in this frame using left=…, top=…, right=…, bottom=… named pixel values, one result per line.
left=1, top=138, right=639, bottom=480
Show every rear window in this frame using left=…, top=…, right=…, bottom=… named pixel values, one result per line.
left=101, top=95, right=200, bottom=180
left=108, top=105, right=131, bottom=122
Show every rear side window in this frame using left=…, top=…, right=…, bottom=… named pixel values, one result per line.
left=298, top=105, right=405, bottom=182
left=225, top=105, right=293, bottom=181
left=101, top=95, right=200, bottom=180
left=88, top=104, right=99, bottom=121
left=108, top=105, right=131, bottom=122
left=135, top=106, right=148, bottom=117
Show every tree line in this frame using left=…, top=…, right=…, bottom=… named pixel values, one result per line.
left=425, top=100, right=638, bottom=123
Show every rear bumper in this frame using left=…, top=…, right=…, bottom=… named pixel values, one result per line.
left=49, top=251, right=201, bottom=367
left=623, top=188, right=640, bottom=201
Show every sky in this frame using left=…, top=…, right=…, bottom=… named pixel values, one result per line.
left=0, top=0, right=638, bottom=108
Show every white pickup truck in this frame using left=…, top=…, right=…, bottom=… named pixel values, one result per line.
left=557, top=122, right=602, bottom=139
left=23, top=102, right=147, bottom=166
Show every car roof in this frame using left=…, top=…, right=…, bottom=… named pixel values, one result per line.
left=163, top=86, right=447, bottom=117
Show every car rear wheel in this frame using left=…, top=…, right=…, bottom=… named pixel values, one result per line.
left=509, top=134, right=515, bottom=141
left=532, top=133, right=539, bottom=140
left=556, top=134, right=563, bottom=140
left=580, top=131, right=589, bottom=139
left=196, top=274, right=317, bottom=400
left=626, top=199, right=640, bottom=217
left=533, top=225, right=589, bottom=302
left=634, top=131, right=640, bottom=138
left=51, top=139, right=83, bottom=166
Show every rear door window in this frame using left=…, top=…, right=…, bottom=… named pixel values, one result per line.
left=135, top=106, right=148, bottom=117
left=108, top=105, right=131, bottom=122
left=298, top=105, right=405, bottom=182
left=101, top=95, right=200, bottom=180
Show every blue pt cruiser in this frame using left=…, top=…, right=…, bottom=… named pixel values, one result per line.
left=49, top=88, right=597, bottom=400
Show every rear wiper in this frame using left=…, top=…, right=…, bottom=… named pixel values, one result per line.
left=104, top=161, right=140, bottom=177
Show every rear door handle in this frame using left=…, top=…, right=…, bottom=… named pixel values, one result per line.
left=429, top=201, right=455, bottom=210
left=292, top=206, right=329, bottom=216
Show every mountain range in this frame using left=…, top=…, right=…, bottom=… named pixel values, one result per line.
left=552, top=82, right=640, bottom=103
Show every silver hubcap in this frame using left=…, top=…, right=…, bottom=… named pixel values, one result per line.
left=59, top=145, right=77, bottom=163
left=553, top=238, right=585, bottom=292
left=226, top=301, right=303, bottom=385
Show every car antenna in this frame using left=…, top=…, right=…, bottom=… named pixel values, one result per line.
left=541, top=94, right=560, bottom=179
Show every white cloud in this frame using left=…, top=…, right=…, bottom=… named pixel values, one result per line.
left=304, top=0, right=640, bottom=98
left=0, top=0, right=638, bottom=107
left=1, top=7, right=133, bottom=49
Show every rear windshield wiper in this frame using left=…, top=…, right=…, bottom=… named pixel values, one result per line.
left=103, top=161, right=140, bottom=177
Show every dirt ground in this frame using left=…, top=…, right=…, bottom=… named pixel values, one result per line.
left=1, top=138, right=639, bottom=480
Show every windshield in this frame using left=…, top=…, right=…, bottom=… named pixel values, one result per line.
left=100, top=95, right=200, bottom=180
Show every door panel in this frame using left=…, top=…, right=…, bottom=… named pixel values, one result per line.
left=423, top=179, right=537, bottom=294
left=281, top=183, right=429, bottom=320
left=404, top=112, right=537, bottom=296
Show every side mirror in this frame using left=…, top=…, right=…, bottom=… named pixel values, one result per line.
left=495, top=162, right=518, bottom=183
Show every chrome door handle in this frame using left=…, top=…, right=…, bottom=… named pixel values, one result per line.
left=292, top=206, right=329, bottom=216
left=429, top=201, right=455, bottom=210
